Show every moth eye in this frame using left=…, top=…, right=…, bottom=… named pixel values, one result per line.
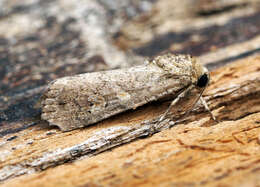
left=197, top=73, right=209, bottom=88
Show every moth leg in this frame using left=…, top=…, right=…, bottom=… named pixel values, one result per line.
left=159, top=88, right=189, bottom=122
left=200, top=97, right=218, bottom=122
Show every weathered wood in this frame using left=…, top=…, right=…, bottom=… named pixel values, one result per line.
left=0, top=0, right=260, bottom=186
left=0, top=56, right=259, bottom=186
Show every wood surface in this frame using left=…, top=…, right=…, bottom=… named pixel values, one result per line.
left=1, top=55, right=260, bottom=187
left=0, top=0, right=260, bottom=186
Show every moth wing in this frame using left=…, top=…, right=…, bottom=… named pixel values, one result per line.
left=41, top=65, right=191, bottom=131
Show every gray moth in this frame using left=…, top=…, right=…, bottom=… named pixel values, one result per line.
left=41, top=54, right=213, bottom=131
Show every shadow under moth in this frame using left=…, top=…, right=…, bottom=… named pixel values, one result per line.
left=41, top=54, right=215, bottom=131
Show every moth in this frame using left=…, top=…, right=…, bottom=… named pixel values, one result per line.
left=41, top=54, right=214, bottom=131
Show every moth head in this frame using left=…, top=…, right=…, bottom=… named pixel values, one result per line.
left=191, top=57, right=210, bottom=88
left=196, top=68, right=210, bottom=88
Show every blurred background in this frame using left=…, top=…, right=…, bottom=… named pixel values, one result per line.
left=0, top=0, right=260, bottom=125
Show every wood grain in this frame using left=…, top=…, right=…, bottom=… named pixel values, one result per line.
left=0, top=55, right=259, bottom=186
left=0, top=0, right=260, bottom=186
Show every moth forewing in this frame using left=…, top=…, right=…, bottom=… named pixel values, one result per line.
left=41, top=54, right=210, bottom=131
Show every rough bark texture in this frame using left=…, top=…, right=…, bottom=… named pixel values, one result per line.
left=0, top=0, right=260, bottom=186
left=1, top=56, right=260, bottom=186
